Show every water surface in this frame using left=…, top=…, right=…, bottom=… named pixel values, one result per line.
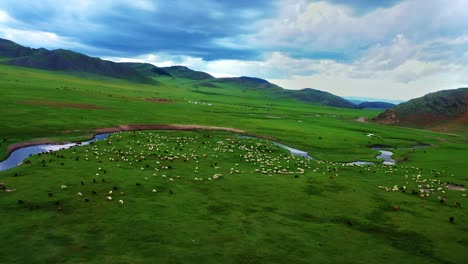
left=0, top=133, right=110, bottom=172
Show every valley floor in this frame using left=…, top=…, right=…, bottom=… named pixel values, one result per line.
left=0, top=65, right=467, bottom=263
left=0, top=131, right=467, bottom=263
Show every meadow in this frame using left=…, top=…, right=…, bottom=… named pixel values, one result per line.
left=0, top=64, right=467, bottom=263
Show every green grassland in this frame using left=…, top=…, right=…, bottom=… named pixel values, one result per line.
left=0, top=64, right=467, bottom=263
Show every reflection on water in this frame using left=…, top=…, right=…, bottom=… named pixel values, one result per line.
left=373, top=148, right=396, bottom=165
left=0, top=133, right=110, bottom=172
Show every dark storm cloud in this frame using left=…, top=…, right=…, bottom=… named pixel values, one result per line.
left=0, top=0, right=275, bottom=59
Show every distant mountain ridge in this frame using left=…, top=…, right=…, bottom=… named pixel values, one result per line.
left=208, top=77, right=357, bottom=108
left=215, top=76, right=282, bottom=90
left=344, top=96, right=405, bottom=105
left=161, top=66, right=214, bottom=80
left=1, top=39, right=154, bottom=84
left=373, top=88, right=468, bottom=132
left=0, top=38, right=41, bottom=57
left=0, top=38, right=363, bottom=109
left=120, top=62, right=172, bottom=77
left=122, top=63, right=214, bottom=80
left=280, top=88, right=357, bottom=108
left=357, top=102, right=395, bottom=109
left=124, top=63, right=358, bottom=108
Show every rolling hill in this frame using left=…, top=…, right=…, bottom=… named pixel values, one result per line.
left=125, top=62, right=358, bottom=108
left=161, top=66, right=214, bottom=80
left=0, top=38, right=41, bottom=58
left=280, top=88, right=357, bottom=109
left=122, top=63, right=214, bottom=80
left=214, top=76, right=283, bottom=91
left=209, top=77, right=357, bottom=108
left=1, top=39, right=153, bottom=84
left=0, top=38, right=359, bottom=109
left=120, top=62, right=172, bottom=77
left=374, top=88, right=468, bottom=132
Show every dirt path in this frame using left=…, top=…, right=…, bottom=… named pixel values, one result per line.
left=95, top=124, right=245, bottom=134
left=7, top=138, right=60, bottom=153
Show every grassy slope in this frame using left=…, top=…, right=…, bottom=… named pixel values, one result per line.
left=374, top=88, right=468, bottom=133
left=1, top=64, right=466, bottom=168
left=0, top=131, right=466, bottom=263
left=0, top=64, right=467, bottom=263
left=0, top=37, right=152, bottom=84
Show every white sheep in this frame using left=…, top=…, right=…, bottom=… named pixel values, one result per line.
left=61, top=185, right=68, bottom=190
left=107, top=196, right=113, bottom=201
left=119, top=199, right=124, bottom=205
left=77, top=192, right=83, bottom=197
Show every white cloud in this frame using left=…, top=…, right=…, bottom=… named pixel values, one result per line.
left=107, top=53, right=265, bottom=78
left=269, top=73, right=465, bottom=100
left=0, top=25, right=111, bottom=54
left=124, top=0, right=157, bottom=12
left=0, top=10, right=14, bottom=23
left=2, top=0, right=467, bottom=101
left=241, top=0, right=468, bottom=53
left=108, top=29, right=468, bottom=100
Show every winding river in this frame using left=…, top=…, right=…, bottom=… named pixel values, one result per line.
left=0, top=133, right=111, bottom=171
left=0, top=132, right=402, bottom=172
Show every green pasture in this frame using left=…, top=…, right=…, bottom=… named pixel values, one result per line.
left=0, top=65, right=467, bottom=263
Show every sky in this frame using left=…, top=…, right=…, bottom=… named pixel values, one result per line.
left=0, top=0, right=467, bottom=100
